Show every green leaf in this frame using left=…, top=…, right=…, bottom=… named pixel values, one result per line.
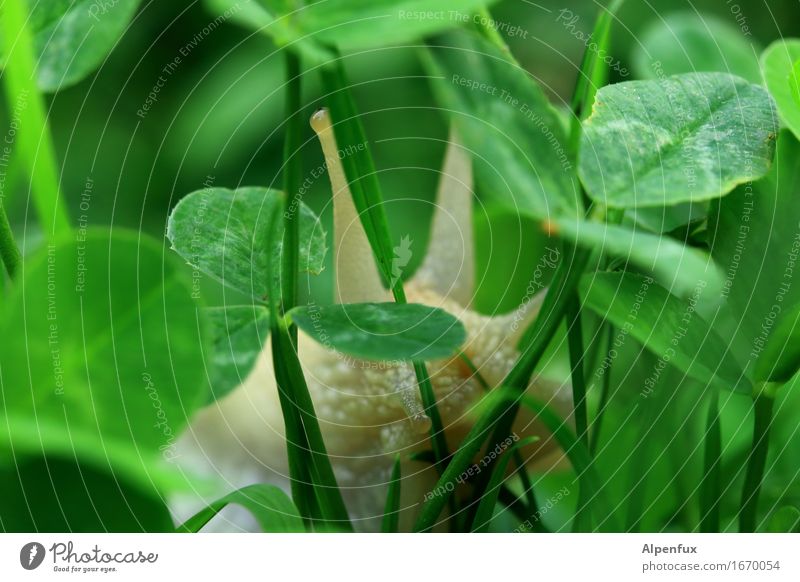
left=177, top=484, right=304, bottom=533
left=630, top=201, right=707, bottom=234
left=381, top=455, right=402, bottom=533
left=424, top=29, right=580, bottom=221
left=471, top=436, right=538, bottom=532
left=793, top=59, right=800, bottom=108
left=753, top=302, right=800, bottom=384
left=0, top=415, right=200, bottom=498
left=205, top=306, right=270, bottom=403
left=167, top=187, right=326, bottom=301
left=0, top=229, right=211, bottom=451
left=551, top=218, right=724, bottom=298
left=579, top=272, right=750, bottom=393
left=632, top=12, right=761, bottom=84
left=0, top=454, right=172, bottom=532
left=0, top=230, right=211, bottom=532
left=579, top=73, right=778, bottom=208
left=290, top=303, right=466, bottom=361
left=0, top=0, right=141, bottom=92
left=709, top=131, right=800, bottom=371
left=767, top=506, right=800, bottom=533
left=761, top=40, right=800, bottom=141
left=204, top=0, right=499, bottom=66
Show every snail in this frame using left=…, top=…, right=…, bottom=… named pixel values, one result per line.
left=173, top=109, right=571, bottom=531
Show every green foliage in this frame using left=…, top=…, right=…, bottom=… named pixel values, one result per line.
left=205, top=0, right=500, bottom=65
left=517, top=394, right=618, bottom=531
left=0, top=0, right=141, bottom=92
left=761, top=40, right=800, bottom=142
left=205, top=306, right=270, bottom=402
left=709, top=131, right=800, bottom=371
left=177, top=484, right=304, bottom=533
left=320, top=64, right=397, bottom=290
left=0, top=0, right=71, bottom=237
left=255, top=190, right=352, bottom=530
left=320, top=65, right=452, bottom=467
left=580, top=73, right=778, bottom=208
left=290, top=302, right=466, bottom=361
left=632, top=12, right=761, bottom=83
left=381, top=455, right=402, bottom=533
left=767, top=506, right=800, bottom=533
left=753, top=302, right=800, bottom=383
left=569, top=0, right=626, bottom=148
left=424, top=29, right=580, bottom=221
left=793, top=60, right=800, bottom=108
left=0, top=230, right=210, bottom=531
left=552, top=218, right=723, bottom=298
left=0, top=455, right=173, bottom=532
left=579, top=272, right=750, bottom=393
left=1, top=0, right=797, bottom=537
left=471, top=436, right=538, bottom=532
left=0, top=229, right=210, bottom=449
left=167, top=187, right=326, bottom=301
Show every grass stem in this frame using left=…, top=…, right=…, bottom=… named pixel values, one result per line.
left=589, top=324, right=614, bottom=456
left=281, top=52, right=303, bottom=315
left=0, top=202, right=21, bottom=278
left=566, top=292, right=590, bottom=531
left=414, top=246, right=592, bottom=531
left=700, top=389, right=722, bottom=532
left=739, top=383, right=776, bottom=532
left=0, top=0, right=71, bottom=238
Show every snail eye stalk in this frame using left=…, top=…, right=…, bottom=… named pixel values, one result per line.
left=311, top=108, right=388, bottom=304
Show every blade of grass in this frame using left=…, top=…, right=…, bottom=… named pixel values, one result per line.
left=471, top=436, right=539, bottom=532
left=700, top=388, right=722, bottom=532
left=274, top=58, right=319, bottom=527
left=590, top=323, right=615, bottom=456
left=739, top=383, right=777, bottom=532
left=566, top=293, right=589, bottom=447
left=269, top=329, right=323, bottom=527
left=472, top=7, right=519, bottom=67
left=176, top=484, right=305, bottom=533
left=497, top=486, right=537, bottom=526
left=0, top=201, right=21, bottom=278
left=460, top=351, right=537, bottom=524
left=319, top=62, right=395, bottom=292
left=320, top=60, right=449, bottom=471
left=414, top=246, right=592, bottom=531
left=566, top=292, right=591, bottom=532
left=265, top=192, right=352, bottom=531
left=281, top=52, right=303, bottom=314
left=0, top=0, right=70, bottom=238
left=381, top=455, right=402, bottom=533
left=624, top=403, right=658, bottom=532
left=417, top=3, right=617, bottom=526
left=568, top=0, right=626, bottom=155
left=518, top=393, right=617, bottom=530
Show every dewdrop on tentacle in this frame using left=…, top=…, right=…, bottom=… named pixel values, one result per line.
left=173, top=109, right=571, bottom=531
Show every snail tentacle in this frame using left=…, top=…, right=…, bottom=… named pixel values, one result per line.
left=311, top=108, right=388, bottom=304
left=412, top=126, right=475, bottom=307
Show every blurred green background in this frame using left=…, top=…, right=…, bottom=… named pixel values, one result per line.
left=2, top=0, right=797, bottom=311
left=1, top=0, right=799, bottom=532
